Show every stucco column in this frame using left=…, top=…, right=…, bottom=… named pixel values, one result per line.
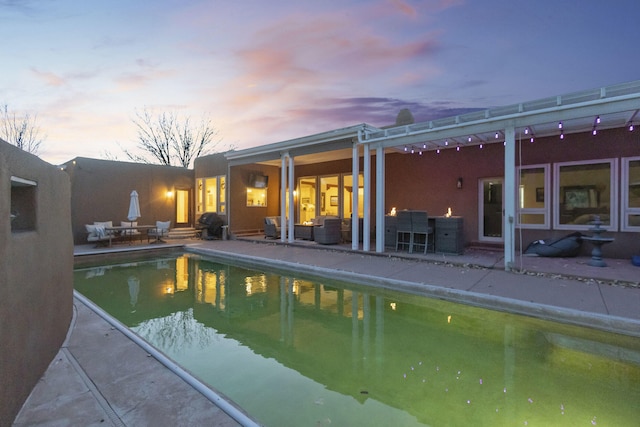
left=352, top=140, right=360, bottom=249
left=375, top=145, right=385, bottom=253
left=363, top=144, right=371, bottom=251
left=280, top=152, right=287, bottom=241
left=504, top=126, right=516, bottom=270
left=288, top=155, right=295, bottom=243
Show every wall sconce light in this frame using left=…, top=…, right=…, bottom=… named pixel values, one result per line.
left=457, top=177, right=463, bottom=189
left=166, top=190, right=174, bottom=198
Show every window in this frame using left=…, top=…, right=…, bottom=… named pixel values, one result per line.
left=246, top=187, right=267, bottom=207
left=342, top=173, right=364, bottom=218
left=622, top=157, right=640, bottom=231
left=516, top=165, right=549, bottom=229
left=298, top=176, right=316, bottom=223
left=197, top=176, right=226, bottom=214
left=11, top=176, right=37, bottom=232
left=554, top=159, right=617, bottom=230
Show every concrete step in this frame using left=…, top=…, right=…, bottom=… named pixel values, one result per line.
left=167, top=228, right=197, bottom=239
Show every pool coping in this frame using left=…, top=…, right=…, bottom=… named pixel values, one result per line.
left=185, top=245, right=640, bottom=338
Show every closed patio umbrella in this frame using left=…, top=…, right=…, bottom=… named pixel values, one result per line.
left=127, top=190, right=141, bottom=221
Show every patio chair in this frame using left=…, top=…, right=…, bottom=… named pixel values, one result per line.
left=314, top=217, right=342, bottom=244
left=410, top=211, right=433, bottom=254
left=149, top=220, right=171, bottom=243
left=264, top=216, right=281, bottom=239
left=395, top=210, right=412, bottom=252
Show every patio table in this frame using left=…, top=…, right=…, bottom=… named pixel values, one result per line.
left=105, top=225, right=156, bottom=247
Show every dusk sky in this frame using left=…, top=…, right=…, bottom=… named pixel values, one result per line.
left=2, top=0, right=639, bottom=166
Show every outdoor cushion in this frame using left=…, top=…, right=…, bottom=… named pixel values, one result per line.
left=85, top=224, right=98, bottom=238
left=156, top=220, right=171, bottom=231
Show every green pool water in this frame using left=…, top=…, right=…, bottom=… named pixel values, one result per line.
left=74, top=253, right=640, bottom=426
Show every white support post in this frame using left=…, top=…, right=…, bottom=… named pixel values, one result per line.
left=375, top=145, right=385, bottom=253
left=280, top=153, right=287, bottom=242
left=363, top=144, right=371, bottom=251
left=352, top=140, right=360, bottom=249
left=504, top=126, right=516, bottom=270
left=288, top=155, right=295, bottom=243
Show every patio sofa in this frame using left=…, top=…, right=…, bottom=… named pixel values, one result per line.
left=85, top=221, right=119, bottom=245
left=312, top=216, right=341, bottom=245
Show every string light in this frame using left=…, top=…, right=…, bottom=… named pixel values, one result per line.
left=423, top=143, right=427, bottom=149
left=630, top=124, right=635, bottom=131
left=596, top=116, right=601, bottom=124
left=444, top=140, right=449, bottom=146
left=456, top=145, right=460, bottom=151
left=404, top=146, right=408, bottom=152
left=479, top=143, right=483, bottom=149
left=411, top=147, right=415, bottom=154
left=467, top=136, right=472, bottom=143
left=495, top=132, right=499, bottom=139
left=437, top=148, right=440, bottom=154
left=558, top=121, right=563, bottom=129
left=524, top=127, right=529, bottom=135
left=560, top=131, right=564, bottom=140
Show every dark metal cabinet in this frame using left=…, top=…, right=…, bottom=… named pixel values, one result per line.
left=435, top=217, right=464, bottom=254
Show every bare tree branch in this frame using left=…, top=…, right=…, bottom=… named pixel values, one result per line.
left=1, top=104, right=45, bottom=155
left=128, top=108, right=221, bottom=168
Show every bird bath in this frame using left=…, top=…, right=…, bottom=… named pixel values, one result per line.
left=581, top=216, right=614, bottom=267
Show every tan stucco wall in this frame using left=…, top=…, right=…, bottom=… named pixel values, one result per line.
left=64, top=157, right=195, bottom=244
left=0, top=140, right=73, bottom=424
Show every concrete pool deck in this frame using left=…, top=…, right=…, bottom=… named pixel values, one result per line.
left=13, top=238, right=640, bottom=426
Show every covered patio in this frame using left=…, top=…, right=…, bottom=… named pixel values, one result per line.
left=222, top=80, right=640, bottom=269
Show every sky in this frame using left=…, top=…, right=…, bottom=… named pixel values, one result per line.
left=2, top=0, right=639, bottom=166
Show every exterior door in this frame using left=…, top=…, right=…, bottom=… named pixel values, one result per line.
left=175, top=189, right=191, bottom=227
left=479, top=178, right=503, bottom=242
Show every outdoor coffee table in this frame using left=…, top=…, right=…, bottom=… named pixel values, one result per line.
left=294, top=224, right=314, bottom=240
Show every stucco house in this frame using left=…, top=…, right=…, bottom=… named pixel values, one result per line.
left=194, top=80, right=640, bottom=266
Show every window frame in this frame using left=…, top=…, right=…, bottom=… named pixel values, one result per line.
left=621, top=156, right=640, bottom=231
left=516, top=163, right=550, bottom=229
left=553, top=158, right=618, bottom=231
left=196, top=175, right=226, bottom=214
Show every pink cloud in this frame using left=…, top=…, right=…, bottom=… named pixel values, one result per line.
left=30, top=68, right=67, bottom=87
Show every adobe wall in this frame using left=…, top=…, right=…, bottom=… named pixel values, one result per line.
left=63, top=158, right=194, bottom=244
left=0, top=140, right=73, bottom=424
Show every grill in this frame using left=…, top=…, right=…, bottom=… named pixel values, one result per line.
left=196, top=212, right=224, bottom=239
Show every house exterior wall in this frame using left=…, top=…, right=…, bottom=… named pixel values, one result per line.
left=64, top=158, right=194, bottom=244
left=228, top=163, right=281, bottom=233
left=0, top=140, right=73, bottom=424
left=386, top=141, right=505, bottom=247
left=386, top=127, right=639, bottom=258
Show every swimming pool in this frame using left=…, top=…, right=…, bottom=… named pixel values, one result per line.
left=74, top=252, right=640, bottom=426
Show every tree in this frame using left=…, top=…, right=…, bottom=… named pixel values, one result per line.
left=1, top=104, right=45, bottom=155
left=126, top=108, right=221, bottom=168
